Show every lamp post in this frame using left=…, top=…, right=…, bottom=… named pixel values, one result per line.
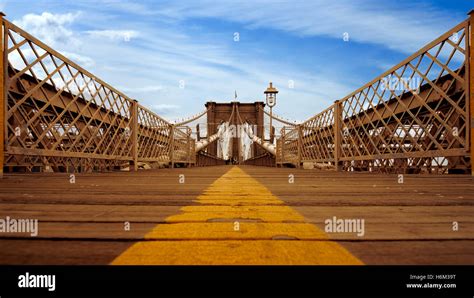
left=264, top=82, right=278, bottom=142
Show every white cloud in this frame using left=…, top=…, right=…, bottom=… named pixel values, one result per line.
left=12, top=12, right=96, bottom=70
left=8, top=1, right=464, bottom=124
left=99, top=0, right=155, bottom=16
left=13, top=12, right=81, bottom=48
left=121, top=85, right=164, bottom=93
left=60, top=51, right=95, bottom=68
left=86, top=30, right=139, bottom=42
left=152, top=0, right=459, bottom=54
left=151, top=104, right=181, bottom=116
left=71, top=19, right=354, bottom=121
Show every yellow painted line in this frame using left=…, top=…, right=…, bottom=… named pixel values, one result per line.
left=165, top=205, right=305, bottom=223
left=112, top=166, right=363, bottom=265
left=129, top=222, right=326, bottom=240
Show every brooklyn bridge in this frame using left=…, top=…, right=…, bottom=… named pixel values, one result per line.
left=0, top=11, right=473, bottom=264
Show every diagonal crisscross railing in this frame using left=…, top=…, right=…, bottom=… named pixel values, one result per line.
left=300, top=106, right=336, bottom=163
left=1, top=12, right=473, bottom=174
left=0, top=16, right=194, bottom=173
left=277, top=15, right=472, bottom=174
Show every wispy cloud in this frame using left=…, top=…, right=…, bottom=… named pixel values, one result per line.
left=5, top=0, right=467, bottom=122
left=60, top=51, right=95, bottom=68
left=121, top=85, right=165, bottom=93
left=86, top=29, right=139, bottom=41
left=149, top=0, right=460, bottom=53
left=12, top=11, right=96, bottom=68
left=151, top=104, right=181, bottom=116
left=13, top=12, right=82, bottom=48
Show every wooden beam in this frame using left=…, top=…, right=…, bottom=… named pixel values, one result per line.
left=297, top=125, right=302, bottom=168
left=7, top=146, right=132, bottom=161
left=131, top=100, right=138, bottom=172
left=0, top=12, right=5, bottom=178
left=333, top=101, right=342, bottom=171
left=469, top=10, right=474, bottom=175
left=339, top=148, right=466, bottom=161
left=169, top=125, right=175, bottom=168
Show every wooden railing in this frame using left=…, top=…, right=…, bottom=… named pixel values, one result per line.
left=0, top=16, right=194, bottom=173
left=277, top=15, right=472, bottom=174
left=242, top=153, right=275, bottom=167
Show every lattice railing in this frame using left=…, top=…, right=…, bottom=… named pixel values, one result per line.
left=136, top=105, right=171, bottom=163
left=300, top=105, right=335, bottom=163
left=1, top=17, right=194, bottom=172
left=276, top=127, right=300, bottom=166
left=196, top=151, right=226, bottom=166
left=171, top=126, right=194, bottom=164
left=277, top=18, right=472, bottom=174
left=241, top=152, right=275, bottom=167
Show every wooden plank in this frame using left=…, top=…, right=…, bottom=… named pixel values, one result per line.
left=0, top=165, right=472, bottom=265
left=0, top=239, right=133, bottom=265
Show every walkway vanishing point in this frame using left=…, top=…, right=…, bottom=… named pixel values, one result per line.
left=0, top=12, right=474, bottom=264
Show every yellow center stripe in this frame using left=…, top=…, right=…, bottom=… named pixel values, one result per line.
left=111, top=166, right=363, bottom=265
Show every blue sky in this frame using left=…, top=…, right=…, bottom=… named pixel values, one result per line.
left=1, top=0, right=471, bottom=122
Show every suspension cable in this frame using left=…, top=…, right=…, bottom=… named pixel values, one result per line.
left=235, top=104, right=243, bottom=125
left=235, top=105, right=276, bottom=155
left=261, top=107, right=299, bottom=126
left=195, top=104, right=236, bottom=152
left=173, top=109, right=208, bottom=126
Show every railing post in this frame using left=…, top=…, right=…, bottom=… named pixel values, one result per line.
left=281, top=129, right=286, bottom=166
left=280, top=135, right=283, bottom=166
left=187, top=129, right=192, bottom=167
left=0, top=12, right=5, bottom=179
left=192, top=137, right=196, bottom=167
left=334, top=100, right=342, bottom=171
left=130, top=100, right=138, bottom=172
left=469, top=10, right=474, bottom=176
left=297, top=125, right=302, bottom=168
left=169, top=125, right=175, bottom=168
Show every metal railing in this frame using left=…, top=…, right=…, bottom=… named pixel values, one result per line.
left=277, top=15, right=473, bottom=174
left=276, top=127, right=300, bottom=166
left=196, top=151, right=226, bottom=167
left=1, top=12, right=472, bottom=175
left=0, top=16, right=194, bottom=173
left=241, top=153, right=275, bottom=167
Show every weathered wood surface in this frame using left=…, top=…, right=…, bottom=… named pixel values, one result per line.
left=0, top=165, right=472, bottom=264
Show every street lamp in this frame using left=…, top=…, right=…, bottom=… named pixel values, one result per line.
left=264, top=82, right=278, bottom=142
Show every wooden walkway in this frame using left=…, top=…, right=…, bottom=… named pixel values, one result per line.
left=0, top=165, right=473, bottom=264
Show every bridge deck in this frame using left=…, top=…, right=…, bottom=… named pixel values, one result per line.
left=0, top=166, right=473, bottom=264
